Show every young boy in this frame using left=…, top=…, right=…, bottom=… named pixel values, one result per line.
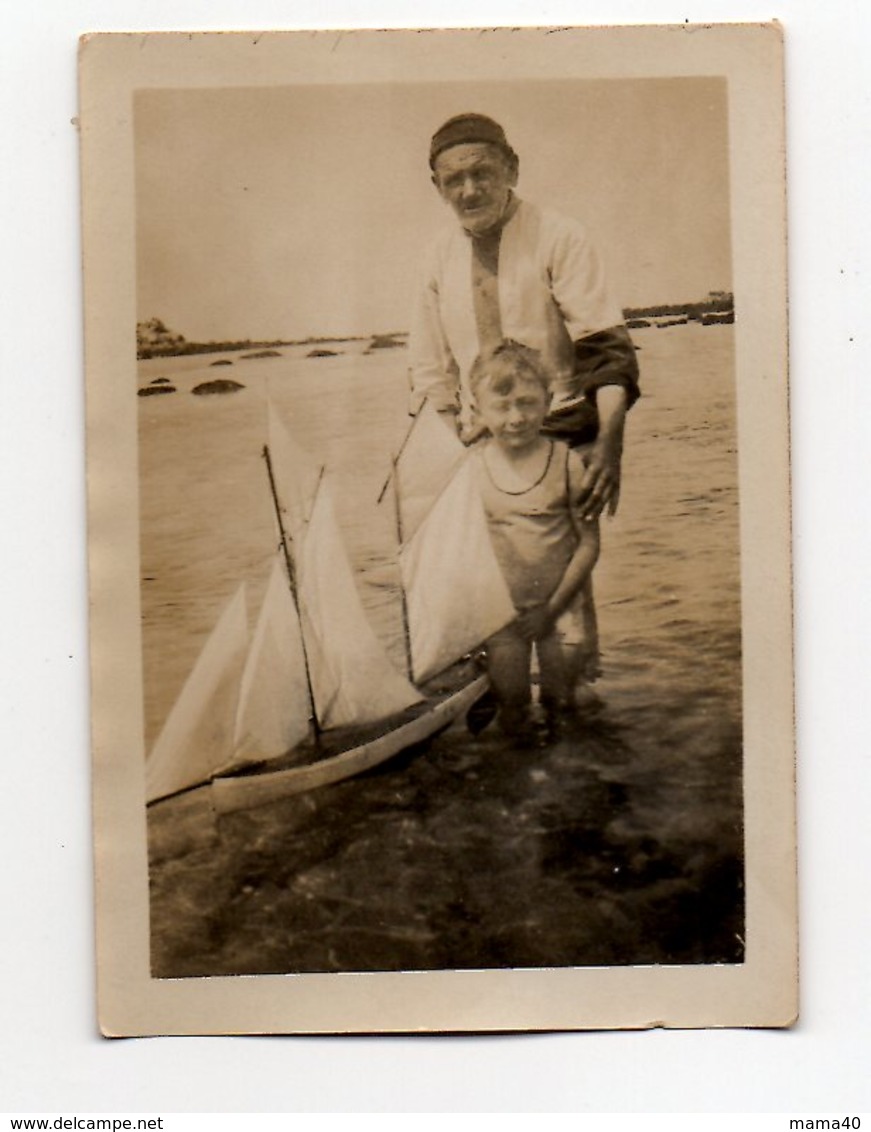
left=470, top=340, right=601, bottom=741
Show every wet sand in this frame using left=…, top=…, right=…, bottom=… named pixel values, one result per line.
left=149, top=706, right=743, bottom=976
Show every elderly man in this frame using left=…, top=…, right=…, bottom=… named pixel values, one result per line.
left=408, top=113, right=640, bottom=701
left=409, top=112, right=639, bottom=521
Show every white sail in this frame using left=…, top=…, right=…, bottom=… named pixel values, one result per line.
left=233, top=556, right=313, bottom=765
left=267, top=399, right=321, bottom=541
left=298, top=480, right=422, bottom=727
left=145, top=584, right=249, bottom=803
left=400, top=456, right=516, bottom=684
left=394, top=400, right=465, bottom=541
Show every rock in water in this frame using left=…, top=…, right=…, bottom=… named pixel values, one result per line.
left=192, top=380, right=245, bottom=396
left=138, top=385, right=176, bottom=397
left=367, top=334, right=405, bottom=351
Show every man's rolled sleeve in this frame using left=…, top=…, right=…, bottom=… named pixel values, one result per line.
left=544, top=215, right=640, bottom=409
left=573, top=326, right=641, bottom=409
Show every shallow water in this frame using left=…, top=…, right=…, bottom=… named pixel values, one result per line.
left=141, top=324, right=744, bottom=975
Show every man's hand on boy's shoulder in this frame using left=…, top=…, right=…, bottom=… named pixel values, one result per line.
left=576, top=436, right=622, bottom=520
left=574, top=384, right=628, bottom=520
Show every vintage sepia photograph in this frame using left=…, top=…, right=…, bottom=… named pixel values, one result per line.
left=81, top=25, right=795, bottom=1034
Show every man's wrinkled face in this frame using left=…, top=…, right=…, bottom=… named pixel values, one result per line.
left=432, top=142, right=518, bottom=238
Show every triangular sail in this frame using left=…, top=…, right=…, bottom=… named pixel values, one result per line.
left=267, top=400, right=321, bottom=541
left=393, top=401, right=465, bottom=541
left=298, top=480, right=422, bottom=726
left=400, top=456, right=516, bottom=684
left=145, top=584, right=249, bottom=803
left=233, top=556, right=313, bottom=765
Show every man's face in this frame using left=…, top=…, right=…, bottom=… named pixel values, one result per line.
left=432, top=142, right=518, bottom=238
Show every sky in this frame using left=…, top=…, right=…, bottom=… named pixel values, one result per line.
left=135, top=76, right=732, bottom=342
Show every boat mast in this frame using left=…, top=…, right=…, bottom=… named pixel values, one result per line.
left=390, top=451, right=415, bottom=683
left=377, top=407, right=426, bottom=682
left=376, top=396, right=425, bottom=506
left=262, top=444, right=323, bottom=742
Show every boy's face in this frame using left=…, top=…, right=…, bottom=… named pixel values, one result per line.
left=475, top=373, right=549, bottom=451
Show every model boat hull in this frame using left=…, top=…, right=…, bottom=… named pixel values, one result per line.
left=210, top=672, right=489, bottom=814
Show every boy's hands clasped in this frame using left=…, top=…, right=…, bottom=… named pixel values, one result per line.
left=513, top=603, right=556, bottom=641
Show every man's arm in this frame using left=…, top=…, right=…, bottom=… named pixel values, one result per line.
left=408, top=268, right=461, bottom=431
left=573, top=324, right=640, bottom=409
left=545, top=216, right=640, bottom=515
left=577, top=383, right=627, bottom=520
left=573, top=325, right=639, bottom=519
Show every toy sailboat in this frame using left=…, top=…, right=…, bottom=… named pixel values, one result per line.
left=145, top=401, right=514, bottom=814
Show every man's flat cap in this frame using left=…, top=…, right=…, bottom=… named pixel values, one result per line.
left=429, top=113, right=516, bottom=169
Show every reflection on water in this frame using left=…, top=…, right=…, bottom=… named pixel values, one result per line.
left=141, top=324, right=744, bottom=974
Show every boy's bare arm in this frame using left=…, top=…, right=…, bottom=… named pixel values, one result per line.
left=514, top=521, right=600, bottom=641
left=545, top=521, right=601, bottom=623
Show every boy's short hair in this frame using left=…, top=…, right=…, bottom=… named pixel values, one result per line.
left=469, top=339, right=549, bottom=400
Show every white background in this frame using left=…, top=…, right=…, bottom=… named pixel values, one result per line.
left=1, top=0, right=868, bottom=1116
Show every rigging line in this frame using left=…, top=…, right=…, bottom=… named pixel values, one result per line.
left=375, top=395, right=428, bottom=505
left=309, top=462, right=327, bottom=514
left=261, top=443, right=322, bottom=742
